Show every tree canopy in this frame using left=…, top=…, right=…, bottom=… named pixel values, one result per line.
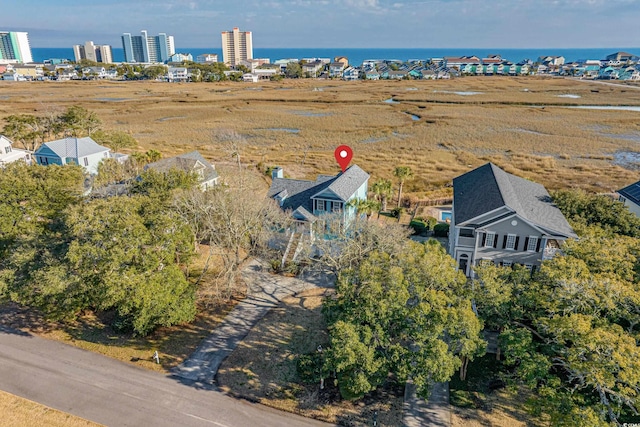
left=322, top=236, right=484, bottom=400
left=473, top=191, right=640, bottom=425
left=0, top=163, right=200, bottom=335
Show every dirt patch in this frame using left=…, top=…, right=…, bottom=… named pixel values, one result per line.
left=217, top=287, right=404, bottom=426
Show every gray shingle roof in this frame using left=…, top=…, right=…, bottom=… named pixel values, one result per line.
left=37, top=137, right=109, bottom=158
left=618, top=180, right=640, bottom=205
left=268, top=165, right=369, bottom=219
left=453, top=163, right=576, bottom=237
left=146, top=151, right=218, bottom=183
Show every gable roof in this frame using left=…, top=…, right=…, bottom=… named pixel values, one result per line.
left=453, top=163, right=576, bottom=237
left=35, top=137, right=109, bottom=159
left=618, top=180, right=640, bottom=205
left=146, top=151, right=218, bottom=183
left=268, top=165, right=369, bottom=218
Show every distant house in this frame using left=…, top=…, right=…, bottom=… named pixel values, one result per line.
left=145, top=151, right=219, bottom=190
left=0, top=135, right=32, bottom=166
left=167, top=67, right=189, bottom=82
left=268, top=165, right=370, bottom=233
left=329, top=62, right=346, bottom=78
left=448, top=163, right=577, bottom=277
left=82, top=66, right=108, bottom=79
left=342, top=67, right=360, bottom=81
left=365, top=70, right=380, bottom=80
left=618, top=180, right=640, bottom=217
left=302, top=60, right=323, bottom=77
left=605, top=51, right=639, bottom=63
left=387, top=70, right=408, bottom=79
left=34, top=137, right=111, bottom=174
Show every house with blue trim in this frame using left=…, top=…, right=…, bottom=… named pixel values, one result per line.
left=34, top=137, right=111, bottom=174
left=268, top=165, right=370, bottom=234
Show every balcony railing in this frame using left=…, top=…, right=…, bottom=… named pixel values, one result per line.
left=457, top=236, right=476, bottom=247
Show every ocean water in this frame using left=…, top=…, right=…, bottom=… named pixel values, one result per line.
left=32, top=47, right=640, bottom=66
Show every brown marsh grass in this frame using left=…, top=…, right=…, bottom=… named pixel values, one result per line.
left=1, top=77, right=638, bottom=195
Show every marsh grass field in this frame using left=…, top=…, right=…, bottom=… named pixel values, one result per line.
left=1, top=76, right=639, bottom=197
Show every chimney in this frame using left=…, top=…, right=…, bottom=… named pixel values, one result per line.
left=272, top=166, right=283, bottom=179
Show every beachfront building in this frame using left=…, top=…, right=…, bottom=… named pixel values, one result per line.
left=221, top=27, right=253, bottom=66
left=0, top=31, right=32, bottom=64
left=122, top=31, right=175, bottom=63
left=73, top=41, right=113, bottom=64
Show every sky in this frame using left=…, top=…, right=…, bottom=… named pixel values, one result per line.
left=2, top=0, right=640, bottom=49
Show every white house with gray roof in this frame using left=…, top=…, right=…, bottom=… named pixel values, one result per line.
left=268, top=164, right=370, bottom=233
left=0, top=135, right=32, bottom=166
left=449, top=163, right=577, bottom=277
left=34, top=137, right=111, bottom=174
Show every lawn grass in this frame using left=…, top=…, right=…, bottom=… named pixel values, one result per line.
left=449, top=355, right=542, bottom=427
left=1, top=77, right=638, bottom=196
left=0, top=389, right=102, bottom=427
left=217, top=287, right=404, bottom=426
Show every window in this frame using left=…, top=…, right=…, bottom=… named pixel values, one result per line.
left=484, top=232, right=495, bottom=247
left=83, top=157, right=89, bottom=166
left=4, top=146, right=11, bottom=154
left=503, top=260, right=513, bottom=268
left=524, top=264, right=534, bottom=272
left=316, top=200, right=325, bottom=212
left=332, top=202, right=342, bottom=213
left=505, top=234, right=516, bottom=250
left=526, top=236, right=538, bottom=252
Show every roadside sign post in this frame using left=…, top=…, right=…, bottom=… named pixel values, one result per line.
left=153, top=351, right=160, bottom=364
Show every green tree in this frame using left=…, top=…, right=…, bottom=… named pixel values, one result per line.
left=323, top=240, right=485, bottom=400
left=552, top=189, right=640, bottom=238
left=2, top=114, right=46, bottom=151
left=59, top=106, right=102, bottom=137
left=473, top=227, right=640, bottom=425
left=142, top=65, right=167, bottom=80
left=370, top=178, right=393, bottom=212
left=0, top=167, right=199, bottom=336
left=347, top=198, right=380, bottom=220
left=285, top=62, right=302, bottom=79
left=393, top=166, right=413, bottom=208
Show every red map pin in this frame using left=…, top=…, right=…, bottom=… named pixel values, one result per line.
left=334, top=145, right=353, bottom=172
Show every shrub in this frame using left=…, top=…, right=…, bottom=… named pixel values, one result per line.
left=410, top=219, right=428, bottom=235
left=425, top=216, right=438, bottom=230
left=433, top=223, right=450, bottom=237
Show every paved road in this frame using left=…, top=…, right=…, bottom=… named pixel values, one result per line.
left=0, top=326, right=331, bottom=427
left=174, top=260, right=334, bottom=383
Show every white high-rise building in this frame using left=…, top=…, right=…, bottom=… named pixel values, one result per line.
left=121, top=31, right=175, bottom=63
left=73, top=41, right=113, bottom=63
left=0, top=31, right=33, bottom=64
left=221, top=27, right=253, bottom=66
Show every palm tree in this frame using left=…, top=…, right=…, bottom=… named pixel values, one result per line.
left=371, top=179, right=393, bottom=213
left=393, top=166, right=413, bottom=208
left=347, top=198, right=380, bottom=221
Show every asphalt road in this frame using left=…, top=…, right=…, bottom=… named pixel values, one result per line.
left=0, top=326, right=331, bottom=427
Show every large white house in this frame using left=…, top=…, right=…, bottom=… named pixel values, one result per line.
left=448, top=163, right=577, bottom=277
left=0, top=135, right=32, bottom=166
